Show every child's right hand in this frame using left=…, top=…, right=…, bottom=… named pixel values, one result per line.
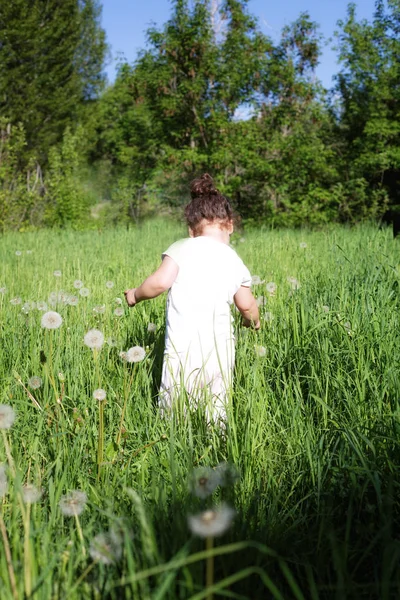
left=124, top=288, right=137, bottom=307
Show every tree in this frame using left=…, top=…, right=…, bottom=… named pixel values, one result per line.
left=0, top=0, right=107, bottom=164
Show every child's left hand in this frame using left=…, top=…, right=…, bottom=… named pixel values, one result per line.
left=124, top=288, right=137, bottom=307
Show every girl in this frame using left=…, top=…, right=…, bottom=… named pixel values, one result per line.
left=124, top=174, right=260, bottom=424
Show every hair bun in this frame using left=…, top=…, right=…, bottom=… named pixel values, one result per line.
left=190, top=173, right=217, bottom=199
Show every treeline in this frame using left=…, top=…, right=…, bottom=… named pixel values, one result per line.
left=0, top=0, right=399, bottom=230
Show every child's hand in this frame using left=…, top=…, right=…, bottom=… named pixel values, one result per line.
left=242, top=317, right=261, bottom=330
left=124, top=288, right=137, bottom=307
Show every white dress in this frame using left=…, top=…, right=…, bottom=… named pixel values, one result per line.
left=159, top=236, right=251, bottom=422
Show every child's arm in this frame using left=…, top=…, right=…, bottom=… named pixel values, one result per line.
left=234, top=286, right=260, bottom=329
left=124, top=256, right=179, bottom=307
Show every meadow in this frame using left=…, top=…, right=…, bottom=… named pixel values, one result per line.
left=0, top=220, right=400, bottom=600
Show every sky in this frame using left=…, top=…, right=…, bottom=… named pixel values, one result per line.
left=101, top=0, right=377, bottom=89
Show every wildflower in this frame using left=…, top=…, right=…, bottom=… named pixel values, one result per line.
left=188, top=503, right=235, bottom=538
left=190, top=467, right=222, bottom=499
left=126, top=346, right=146, bottom=363
left=41, top=311, right=63, bottom=329
left=36, top=301, right=48, bottom=311
left=147, top=323, right=157, bottom=333
left=0, top=465, right=8, bottom=498
left=114, top=307, right=124, bottom=317
left=287, top=276, right=301, bottom=290
left=0, top=287, right=7, bottom=294
left=299, top=242, right=307, bottom=249
left=22, top=303, right=31, bottom=314
left=263, top=311, right=274, bottom=322
left=73, top=280, right=84, bottom=289
left=58, top=291, right=69, bottom=304
left=105, top=281, right=114, bottom=289
left=15, top=251, right=22, bottom=256
left=266, top=282, right=277, bottom=296
left=10, top=297, right=22, bottom=306
left=93, top=389, right=106, bottom=401
left=68, top=295, right=79, bottom=306
left=21, top=484, right=42, bottom=504
left=79, top=287, right=90, bottom=297
left=106, top=337, right=117, bottom=347
left=251, top=275, right=263, bottom=286
left=119, top=351, right=128, bottom=361
left=89, top=530, right=122, bottom=565
left=114, top=297, right=123, bottom=305
left=322, top=305, right=330, bottom=313
left=0, top=405, right=16, bottom=429
left=255, top=345, right=266, bottom=357
left=53, top=270, right=62, bottom=277
left=93, top=305, right=106, bottom=315
left=59, top=490, right=87, bottom=517
left=28, top=376, right=42, bottom=390
left=84, top=329, right=104, bottom=350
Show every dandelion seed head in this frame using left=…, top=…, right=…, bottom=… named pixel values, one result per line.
left=36, top=301, right=48, bottom=311
left=89, top=531, right=122, bottom=565
left=255, top=345, right=267, bottom=357
left=22, top=484, right=42, bottom=504
left=84, top=329, right=104, bottom=350
left=147, top=323, right=157, bottom=333
left=41, top=311, right=63, bottom=329
left=114, top=297, right=123, bottom=305
left=256, top=296, right=265, bottom=307
left=126, top=346, right=146, bottom=363
left=93, top=388, right=106, bottom=401
left=68, top=295, right=79, bottom=306
left=105, top=281, right=114, bottom=289
left=0, top=405, right=16, bottom=429
left=322, top=305, right=330, bottom=313
left=53, top=270, right=62, bottom=277
left=93, top=305, right=106, bottom=315
left=0, top=464, right=8, bottom=498
left=188, top=503, right=235, bottom=538
left=264, top=311, right=274, bottom=322
left=15, top=251, right=22, bottom=256
left=114, top=307, right=124, bottom=317
left=299, top=242, right=307, bottom=249
left=251, top=275, right=263, bottom=286
left=26, top=250, right=32, bottom=255
left=10, top=297, right=22, bottom=306
left=287, top=276, right=301, bottom=290
left=190, top=467, right=222, bottom=499
left=79, top=287, right=90, bottom=297
left=73, top=280, right=84, bottom=289
left=106, top=337, right=117, bottom=347
left=119, top=351, right=127, bottom=361
left=266, top=282, right=277, bottom=296
left=0, top=287, right=7, bottom=294
left=59, top=490, right=87, bottom=517
left=28, top=376, right=42, bottom=390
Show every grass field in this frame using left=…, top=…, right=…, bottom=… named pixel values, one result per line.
left=0, top=220, right=400, bottom=599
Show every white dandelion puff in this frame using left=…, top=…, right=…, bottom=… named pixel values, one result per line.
left=114, top=297, right=123, bottom=305
left=256, top=296, right=266, bottom=307
left=22, top=484, right=43, bottom=504
left=28, top=376, right=42, bottom=390
left=322, top=305, right=330, bottom=313
left=15, top=250, right=22, bottom=256
left=59, top=490, right=87, bottom=517
left=263, top=311, right=274, bottom=322
left=251, top=275, right=264, bottom=286
left=93, top=389, right=106, bottom=401
left=89, top=531, right=122, bottom=565
left=36, top=301, right=48, bottom=311
left=84, top=329, right=104, bottom=350
left=147, top=323, right=157, bottom=333
left=114, top=307, right=124, bottom=317
left=41, top=311, right=63, bottom=329
left=26, top=250, right=33, bottom=255
left=0, top=287, right=7, bottom=294
left=190, top=467, right=222, bottom=499
left=93, top=305, right=106, bottom=315
left=79, top=287, right=90, bottom=297
left=0, top=405, right=16, bottom=429
left=106, top=337, right=118, bottom=347
left=105, top=281, right=115, bottom=289
left=68, top=295, right=79, bottom=306
left=287, top=276, right=301, bottom=290
left=10, top=297, right=22, bottom=306
left=188, top=503, right=235, bottom=538
left=22, top=303, right=31, bottom=314
left=0, top=465, right=8, bottom=498
left=299, top=242, right=307, bottom=249
left=126, top=346, right=146, bottom=363
left=73, top=280, right=84, bottom=289
left=255, top=345, right=267, bottom=357
left=119, top=351, right=128, bottom=361
left=265, top=282, right=277, bottom=296
left=53, top=270, right=62, bottom=277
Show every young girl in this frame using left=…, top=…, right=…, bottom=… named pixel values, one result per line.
left=124, top=174, right=260, bottom=424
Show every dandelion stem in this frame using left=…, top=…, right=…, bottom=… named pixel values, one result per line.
left=97, top=401, right=104, bottom=481
left=23, top=502, right=32, bottom=598
left=116, top=363, right=136, bottom=446
left=1, top=430, right=15, bottom=478
left=205, top=536, right=214, bottom=600
left=74, top=514, right=86, bottom=557
left=0, top=512, right=18, bottom=600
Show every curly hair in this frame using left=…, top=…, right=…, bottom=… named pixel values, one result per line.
left=184, top=174, right=234, bottom=235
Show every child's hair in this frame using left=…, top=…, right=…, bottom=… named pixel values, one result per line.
left=185, top=173, right=234, bottom=235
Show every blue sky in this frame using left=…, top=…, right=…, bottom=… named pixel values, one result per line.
left=101, top=0, right=377, bottom=89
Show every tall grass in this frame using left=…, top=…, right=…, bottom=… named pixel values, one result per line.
left=0, top=221, right=399, bottom=599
